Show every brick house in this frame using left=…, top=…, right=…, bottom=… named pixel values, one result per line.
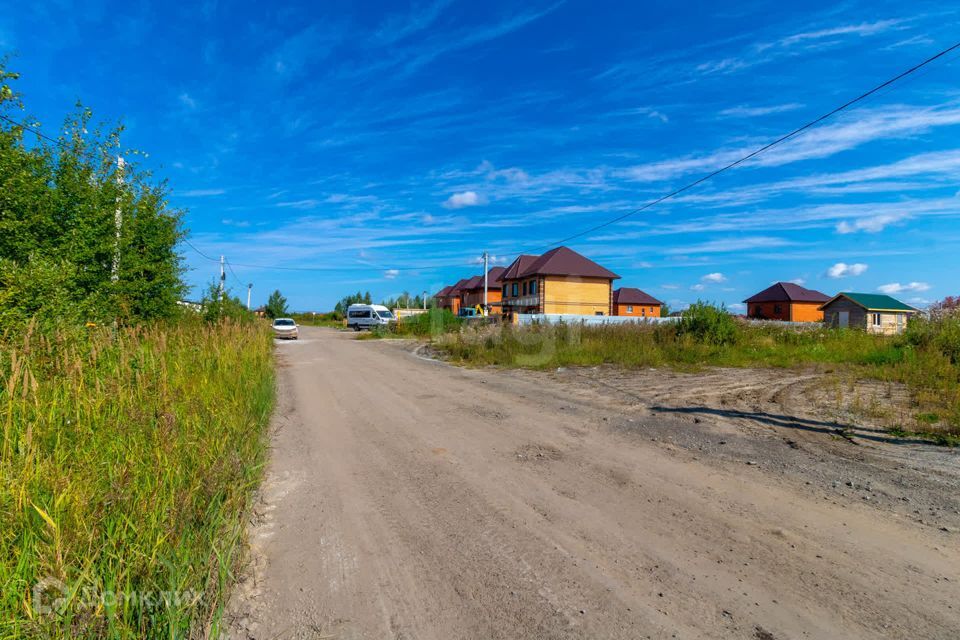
left=497, top=247, right=620, bottom=319
left=744, top=282, right=831, bottom=322
left=612, top=287, right=663, bottom=318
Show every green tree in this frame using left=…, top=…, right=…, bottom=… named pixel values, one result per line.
left=200, top=281, right=251, bottom=323
left=265, top=289, right=288, bottom=318
left=0, top=64, right=186, bottom=331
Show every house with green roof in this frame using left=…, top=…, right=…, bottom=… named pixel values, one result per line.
left=818, top=292, right=919, bottom=335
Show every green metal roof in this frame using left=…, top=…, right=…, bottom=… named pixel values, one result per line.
left=831, top=292, right=917, bottom=312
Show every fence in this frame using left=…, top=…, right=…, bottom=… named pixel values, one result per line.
left=515, top=313, right=679, bottom=326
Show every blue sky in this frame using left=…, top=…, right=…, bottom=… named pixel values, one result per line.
left=3, top=0, right=959, bottom=311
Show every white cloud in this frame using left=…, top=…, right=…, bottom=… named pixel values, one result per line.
left=621, top=105, right=960, bottom=184
left=836, top=213, right=906, bottom=234
left=878, top=281, right=930, bottom=294
left=690, top=283, right=706, bottom=291
left=728, top=303, right=746, bottom=311
left=787, top=278, right=806, bottom=285
left=443, top=190, right=484, bottom=208
left=826, top=262, right=868, bottom=278
left=773, top=20, right=903, bottom=49
left=384, top=269, right=400, bottom=279
left=276, top=199, right=321, bottom=210
left=178, top=93, right=197, bottom=109
left=701, top=272, right=727, bottom=283
left=719, top=103, right=804, bottom=118
left=179, top=188, right=225, bottom=197
left=661, top=284, right=680, bottom=290
left=664, top=236, right=791, bottom=255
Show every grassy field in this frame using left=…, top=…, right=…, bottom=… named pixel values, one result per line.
left=434, top=310, right=960, bottom=441
left=0, top=319, right=275, bottom=639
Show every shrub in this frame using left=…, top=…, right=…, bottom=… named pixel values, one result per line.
left=676, top=302, right=739, bottom=345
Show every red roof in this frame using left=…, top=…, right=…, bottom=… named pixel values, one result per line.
left=497, top=255, right=539, bottom=282
left=460, top=275, right=483, bottom=291
left=434, top=285, right=453, bottom=298
left=460, top=267, right=506, bottom=291
left=744, top=282, right=830, bottom=304
left=447, top=278, right=471, bottom=294
left=518, top=246, right=619, bottom=279
left=613, top=287, right=662, bottom=306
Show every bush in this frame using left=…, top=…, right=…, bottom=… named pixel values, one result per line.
left=676, top=302, right=739, bottom=345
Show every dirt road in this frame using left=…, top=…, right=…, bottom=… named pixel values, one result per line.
left=226, top=327, right=960, bottom=640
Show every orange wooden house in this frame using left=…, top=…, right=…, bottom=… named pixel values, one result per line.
left=743, top=282, right=830, bottom=322
left=612, top=287, right=663, bottom=317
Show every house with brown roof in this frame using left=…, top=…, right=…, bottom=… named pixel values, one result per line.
left=497, top=247, right=620, bottom=319
left=433, top=285, right=455, bottom=310
left=744, top=282, right=831, bottom=322
left=612, top=287, right=663, bottom=318
left=458, top=266, right=506, bottom=314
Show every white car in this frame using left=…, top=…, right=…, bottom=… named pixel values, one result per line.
left=346, top=304, right=395, bottom=330
left=272, top=317, right=299, bottom=340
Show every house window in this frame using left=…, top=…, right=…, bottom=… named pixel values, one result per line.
left=502, top=284, right=507, bottom=297
left=522, top=281, right=527, bottom=296
left=627, top=305, right=634, bottom=313
left=773, top=304, right=783, bottom=314
left=872, top=313, right=882, bottom=327
left=512, top=283, right=518, bottom=296
left=530, top=280, right=537, bottom=295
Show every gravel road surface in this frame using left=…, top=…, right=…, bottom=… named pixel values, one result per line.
left=226, top=327, right=960, bottom=640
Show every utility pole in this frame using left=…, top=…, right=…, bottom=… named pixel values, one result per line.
left=247, top=283, right=252, bottom=310
left=482, top=251, right=489, bottom=316
left=219, top=255, right=225, bottom=301
left=111, top=156, right=125, bottom=283
left=422, top=291, right=427, bottom=310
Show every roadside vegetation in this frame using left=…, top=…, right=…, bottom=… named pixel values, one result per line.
left=434, top=302, right=960, bottom=441
left=361, top=308, right=462, bottom=339
left=1, top=66, right=276, bottom=637
left=1, top=318, right=273, bottom=639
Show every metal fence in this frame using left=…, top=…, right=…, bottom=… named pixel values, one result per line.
left=515, top=313, right=679, bottom=326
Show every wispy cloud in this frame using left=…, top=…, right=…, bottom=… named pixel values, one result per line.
left=719, top=103, right=804, bottom=118
left=770, top=20, right=904, bottom=49
left=836, top=213, right=907, bottom=234
left=384, top=269, right=400, bottom=279
left=620, top=105, right=960, bottom=184
left=275, top=199, right=322, bottom=210
left=665, top=236, right=791, bottom=255
left=878, top=281, right=930, bottom=294
left=179, top=188, right=225, bottom=197
left=401, top=3, right=564, bottom=73
left=701, top=272, right=727, bottom=283
left=697, top=19, right=904, bottom=76
left=178, top=93, right=197, bottom=109
left=826, top=262, right=868, bottom=278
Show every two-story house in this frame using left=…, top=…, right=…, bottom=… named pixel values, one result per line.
left=497, top=247, right=620, bottom=319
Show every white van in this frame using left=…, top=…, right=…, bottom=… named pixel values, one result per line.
left=346, top=304, right=395, bottom=330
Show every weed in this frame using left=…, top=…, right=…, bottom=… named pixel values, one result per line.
left=0, top=319, right=275, bottom=638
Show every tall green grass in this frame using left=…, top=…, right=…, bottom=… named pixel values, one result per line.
left=0, top=319, right=274, bottom=638
left=437, top=315, right=960, bottom=435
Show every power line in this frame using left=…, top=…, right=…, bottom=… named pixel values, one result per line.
left=0, top=113, right=61, bottom=145
left=537, top=39, right=960, bottom=250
